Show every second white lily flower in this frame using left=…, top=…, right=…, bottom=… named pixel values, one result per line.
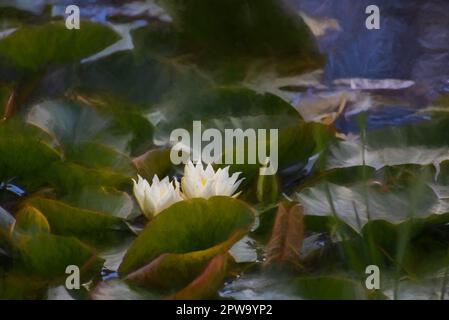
left=181, top=161, right=244, bottom=199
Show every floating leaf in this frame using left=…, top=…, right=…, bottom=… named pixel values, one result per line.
left=67, top=92, right=155, bottom=155
left=323, top=119, right=449, bottom=170
left=15, top=206, right=50, bottom=234
left=295, top=166, right=439, bottom=231
left=119, top=196, right=255, bottom=274
left=63, top=186, right=134, bottom=219
left=77, top=50, right=203, bottom=105
left=297, top=182, right=437, bottom=232
left=0, top=274, right=48, bottom=300
left=25, top=197, right=129, bottom=237
left=43, top=161, right=131, bottom=193
left=0, top=121, right=60, bottom=184
left=0, top=22, right=119, bottom=71
left=125, top=231, right=243, bottom=291
left=27, top=100, right=130, bottom=153
left=13, top=232, right=103, bottom=279
left=168, top=253, right=233, bottom=300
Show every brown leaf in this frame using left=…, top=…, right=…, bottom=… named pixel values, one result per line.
left=263, top=201, right=305, bottom=269
left=167, top=252, right=233, bottom=300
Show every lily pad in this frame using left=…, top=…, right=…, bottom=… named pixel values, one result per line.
left=25, top=197, right=129, bottom=237
left=0, top=274, right=48, bottom=300
left=323, top=119, right=449, bottom=170
left=62, top=186, right=134, bottom=220
left=13, top=232, right=103, bottom=279
left=43, top=161, right=131, bottom=193
left=0, top=22, right=119, bottom=72
left=168, top=253, right=234, bottom=300
left=119, top=196, right=255, bottom=274
left=0, top=121, right=61, bottom=184
left=296, top=181, right=438, bottom=232
left=125, top=231, right=243, bottom=291
left=15, top=206, right=50, bottom=234
left=27, top=100, right=130, bottom=153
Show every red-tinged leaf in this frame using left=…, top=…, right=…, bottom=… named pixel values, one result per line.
left=125, top=230, right=244, bottom=292
left=263, top=201, right=304, bottom=269
left=167, top=253, right=234, bottom=300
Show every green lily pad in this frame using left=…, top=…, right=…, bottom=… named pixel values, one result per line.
left=119, top=196, right=255, bottom=274
left=168, top=252, right=234, bottom=300
left=67, top=92, right=155, bottom=155
left=296, top=180, right=438, bottom=232
left=0, top=274, right=48, bottom=300
left=0, top=121, right=61, bottom=184
left=66, top=142, right=134, bottom=175
left=43, top=161, right=131, bottom=193
left=77, top=50, right=205, bottom=106
left=27, top=100, right=130, bottom=153
left=13, top=232, right=103, bottom=279
left=62, top=186, right=134, bottom=220
left=25, top=197, right=129, bottom=237
left=323, top=119, right=449, bottom=170
left=15, top=206, right=50, bottom=234
left=125, top=231, right=244, bottom=291
left=0, top=21, right=119, bottom=72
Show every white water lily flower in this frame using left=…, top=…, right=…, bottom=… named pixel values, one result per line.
left=181, top=161, right=244, bottom=199
left=132, top=175, right=183, bottom=218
